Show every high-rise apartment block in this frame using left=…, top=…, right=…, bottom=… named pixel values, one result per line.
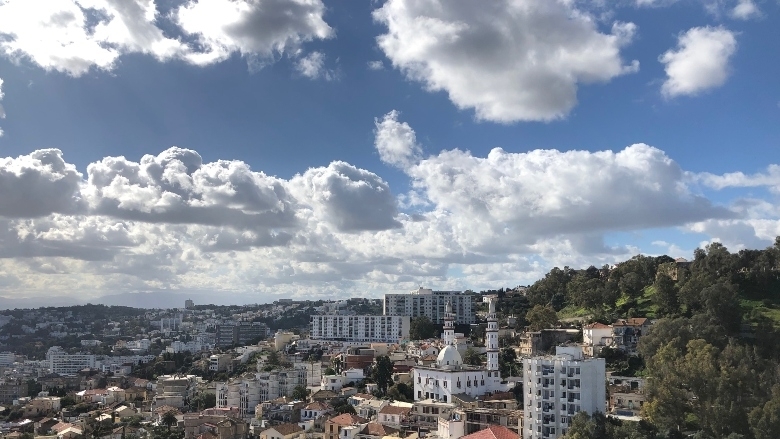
left=523, top=347, right=606, bottom=439
left=46, top=346, right=96, bottom=376
left=215, top=322, right=269, bottom=348
left=383, top=288, right=477, bottom=324
left=309, top=315, right=409, bottom=343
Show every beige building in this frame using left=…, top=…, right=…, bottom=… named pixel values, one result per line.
left=183, top=411, right=248, bottom=439
left=259, top=423, right=303, bottom=439
left=325, top=413, right=366, bottom=439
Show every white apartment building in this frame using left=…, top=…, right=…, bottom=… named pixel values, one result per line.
left=216, top=377, right=262, bottom=418
left=523, top=347, right=606, bottom=439
left=0, top=352, right=16, bottom=367
left=153, top=374, right=199, bottom=409
left=310, top=315, right=410, bottom=343
left=216, top=368, right=305, bottom=415
left=46, top=346, right=96, bottom=376
left=384, top=288, right=476, bottom=324
left=166, top=340, right=209, bottom=354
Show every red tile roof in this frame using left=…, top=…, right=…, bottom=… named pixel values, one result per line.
left=329, top=413, right=366, bottom=426
left=584, top=323, right=611, bottom=329
left=268, top=423, right=303, bottom=436
left=304, top=402, right=331, bottom=411
left=461, top=425, right=519, bottom=439
left=360, top=423, right=400, bottom=437
left=379, top=405, right=411, bottom=416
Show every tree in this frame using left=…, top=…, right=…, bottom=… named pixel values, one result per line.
left=462, top=347, right=482, bottom=366
left=387, top=382, right=413, bottom=402
left=161, top=410, right=178, bottom=431
left=525, top=305, right=558, bottom=331
left=266, top=350, right=281, bottom=367
left=653, top=273, right=679, bottom=317
left=619, top=272, right=645, bottom=298
left=498, top=347, right=518, bottom=379
left=750, top=384, right=780, bottom=439
left=190, top=393, right=216, bottom=411
left=525, top=267, right=572, bottom=309
left=409, top=316, right=436, bottom=340
left=373, top=356, right=394, bottom=395
left=563, top=412, right=608, bottom=439
left=334, top=402, right=356, bottom=414
left=292, top=385, right=308, bottom=401
left=701, top=282, right=741, bottom=334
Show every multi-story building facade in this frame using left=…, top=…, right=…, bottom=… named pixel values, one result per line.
left=153, top=374, right=199, bottom=409
left=215, top=322, right=269, bottom=348
left=522, top=347, right=605, bottom=439
left=384, top=288, right=476, bottom=324
left=216, top=369, right=304, bottom=414
left=216, top=376, right=262, bottom=418
left=46, top=346, right=96, bottom=376
left=310, top=315, right=410, bottom=343
left=0, top=352, right=16, bottom=367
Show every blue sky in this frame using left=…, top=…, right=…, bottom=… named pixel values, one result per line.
left=0, top=0, right=778, bottom=305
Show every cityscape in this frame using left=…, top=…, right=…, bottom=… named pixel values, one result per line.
left=0, top=243, right=779, bottom=439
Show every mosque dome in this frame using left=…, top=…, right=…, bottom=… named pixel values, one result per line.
left=436, top=344, right=462, bottom=367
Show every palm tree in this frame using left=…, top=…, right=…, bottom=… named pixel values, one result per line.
left=161, top=410, right=178, bottom=431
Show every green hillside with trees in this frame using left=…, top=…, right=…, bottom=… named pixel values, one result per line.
left=524, top=238, right=780, bottom=439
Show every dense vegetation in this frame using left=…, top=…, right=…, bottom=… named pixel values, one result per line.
left=523, top=239, right=780, bottom=438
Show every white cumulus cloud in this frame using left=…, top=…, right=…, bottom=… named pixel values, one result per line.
left=659, top=26, right=737, bottom=98
left=730, top=0, right=760, bottom=19
left=0, top=149, right=85, bottom=218
left=694, top=164, right=780, bottom=193
left=380, top=111, right=734, bottom=253
left=0, top=126, right=771, bottom=301
left=374, top=110, right=423, bottom=169
left=0, top=0, right=333, bottom=76
left=367, top=60, right=384, bottom=71
left=174, top=0, right=333, bottom=67
left=373, top=0, right=639, bottom=123
left=294, top=51, right=336, bottom=80
left=289, top=161, right=402, bottom=232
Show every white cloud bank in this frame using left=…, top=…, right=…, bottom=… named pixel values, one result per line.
left=0, top=0, right=332, bottom=76
left=660, top=26, right=737, bottom=97
left=0, top=114, right=761, bottom=301
left=0, top=78, right=4, bottom=137
left=373, top=0, right=639, bottom=123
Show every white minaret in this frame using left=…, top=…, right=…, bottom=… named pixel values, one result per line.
left=443, top=300, right=456, bottom=346
left=486, top=297, right=499, bottom=373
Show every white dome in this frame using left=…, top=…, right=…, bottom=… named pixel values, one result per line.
left=436, top=345, right=462, bottom=367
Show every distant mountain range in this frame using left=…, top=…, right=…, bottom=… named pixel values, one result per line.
left=0, top=290, right=268, bottom=310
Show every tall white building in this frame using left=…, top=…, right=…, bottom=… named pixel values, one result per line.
left=522, top=347, right=606, bottom=439
left=412, top=298, right=507, bottom=403
left=384, top=288, right=477, bottom=324
left=216, top=367, right=309, bottom=417
left=46, top=346, right=96, bottom=376
left=310, top=315, right=410, bottom=343
left=216, top=377, right=262, bottom=418
left=0, top=352, right=16, bottom=367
